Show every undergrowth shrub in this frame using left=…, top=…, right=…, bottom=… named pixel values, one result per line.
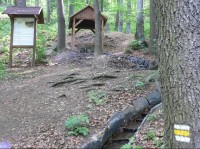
left=87, top=90, right=108, bottom=105
left=65, top=114, right=90, bottom=136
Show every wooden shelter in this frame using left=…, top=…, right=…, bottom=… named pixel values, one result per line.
left=2, top=5, right=44, bottom=67
left=69, top=5, right=107, bottom=49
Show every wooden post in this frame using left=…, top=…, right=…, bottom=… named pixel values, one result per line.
left=9, top=18, right=14, bottom=68
left=101, top=19, right=104, bottom=50
left=32, top=18, right=37, bottom=67
left=71, top=18, right=75, bottom=50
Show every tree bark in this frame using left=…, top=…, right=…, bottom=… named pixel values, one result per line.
left=16, top=0, right=26, bottom=7
left=94, top=0, right=103, bottom=55
left=126, top=0, right=131, bottom=33
left=35, top=0, right=39, bottom=6
left=46, top=0, right=51, bottom=23
left=118, top=0, right=123, bottom=32
left=149, top=0, right=157, bottom=54
left=135, top=0, right=144, bottom=41
left=158, top=0, right=200, bottom=148
left=56, top=0, right=66, bottom=52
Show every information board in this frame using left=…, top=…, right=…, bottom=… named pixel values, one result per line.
left=13, top=18, right=35, bottom=46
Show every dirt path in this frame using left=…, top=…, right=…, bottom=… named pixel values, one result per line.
left=0, top=32, right=157, bottom=148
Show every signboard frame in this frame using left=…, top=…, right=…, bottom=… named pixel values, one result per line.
left=9, top=16, right=37, bottom=67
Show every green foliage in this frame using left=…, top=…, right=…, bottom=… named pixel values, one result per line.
left=0, top=60, right=5, bottom=78
left=134, top=80, right=145, bottom=88
left=121, top=144, right=132, bottom=149
left=87, top=90, right=108, bottom=105
left=147, top=113, right=157, bottom=122
left=145, top=130, right=156, bottom=140
left=65, top=114, right=90, bottom=136
left=133, top=145, right=144, bottom=149
left=154, top=140, right=164, bottom=148
left=130, top=40, right=147, bottom=51
left=129, top=137, right=135, bottom=143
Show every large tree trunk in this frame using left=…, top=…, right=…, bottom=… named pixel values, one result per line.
left=46, top=0, right=50, bottom=23
left=149, top=0, right=157, bottom=54
left=118, top=0, right=123, bottom=32
left=56, top=0, right=66, bottom=52
left=158, top=0, right=200, bottom=148
left=94, top=0, right=103, bottom=55
left=126, top=0, right=131, bottom=33
left=135, top=0, right=144, bottom=41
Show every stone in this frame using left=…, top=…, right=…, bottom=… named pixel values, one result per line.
left=130, top=57, right=138, bottom=63
left=137, top=58, right=145, bottom=65
left=143, top=60, right=150, bottom=68
left=122, top=104, right=137, bottom=121
left=81, top=140, right=102, bottom=149
left=108, top=111, right=125, bottom=134
left=101, top=127, right=112, bottom=145
left=133, top=97, right=149, bottom=113
left=146, top=91, right=161, bottom=107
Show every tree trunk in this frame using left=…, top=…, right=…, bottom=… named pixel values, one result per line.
left=16, top=0, right=26, bottom=7
left=46, top=0, right=51, bottom=23
left=94, top=0, right=103, bottom=55
left=69, top=0, right=75, bottom=19
left=56, top=0, right=66, bottom=52
left=100, top=0, right=103, bottom=12
left=115, top=11, right=119, bottom=31
left=118, top=0, right=123, bottom=32
left=35, top=0, right=39, bottom=6
left=126, top=0, right=131, bottom=33
left=135, top=0, right=144, bottom=41
left=149, top=0, right=157, bottom=54
left=158, top=0, right=200, bottom=148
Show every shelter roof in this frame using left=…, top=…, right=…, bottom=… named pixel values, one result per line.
left=69, top=5, right=107, bottom=29
left=2, top=6, right=44, bottom=24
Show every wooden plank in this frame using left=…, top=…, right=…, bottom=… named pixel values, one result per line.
left=101, top=20, right=104, bottom=50
left=71, top=18, right=76, bottom=50
left=90, top=29, right=95, bottom=34
left=75, top=29, right=81, bottom=34
left=75, top=19, right=83, bottom=27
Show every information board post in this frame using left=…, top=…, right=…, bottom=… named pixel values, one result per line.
left=9, top=18, right=14, bottom=67
left=9, top=17, right=36, bottom=67
left=3, top=5, right=44, bottom=67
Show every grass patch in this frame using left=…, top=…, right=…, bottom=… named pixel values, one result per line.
left=87, top=89, right=108, bottom=105
left=65, top=114, right=90, bottom=136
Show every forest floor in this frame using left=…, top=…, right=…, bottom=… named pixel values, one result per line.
left=0, top=31, right=161, bottom=148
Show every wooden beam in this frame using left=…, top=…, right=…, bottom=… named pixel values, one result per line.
left=75, top=29, right=81, bottom=34
left=32, top=18, right=37, bottom=67
left=9, top=18, right=14, bottom=67
left=75, top=19, right=83, bottom=27
left=71, top=18, right=76, bottom=50
left=90, top=29, right=95, bottom=34
left=101, top=20, right=104, bottom=50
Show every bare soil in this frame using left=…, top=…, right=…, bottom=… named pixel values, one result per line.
left=0, top=31, right=157, bottom=148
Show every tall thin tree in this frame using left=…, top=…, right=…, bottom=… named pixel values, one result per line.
left=126, top=0, right=131, bottom=33
left=56, top=0, right=66, bottom=51
left=118, top=0, right=123, bottom=32
left=135, top=0, right=144, bottom=41
left=94, top=0, right=102, bottom=55
left=149, top=0, right=157, bottom=54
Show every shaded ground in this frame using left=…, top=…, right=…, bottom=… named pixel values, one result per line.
left=0, top=32, right=158, bottom=148
left=133, top=105, right=164, bottom=149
